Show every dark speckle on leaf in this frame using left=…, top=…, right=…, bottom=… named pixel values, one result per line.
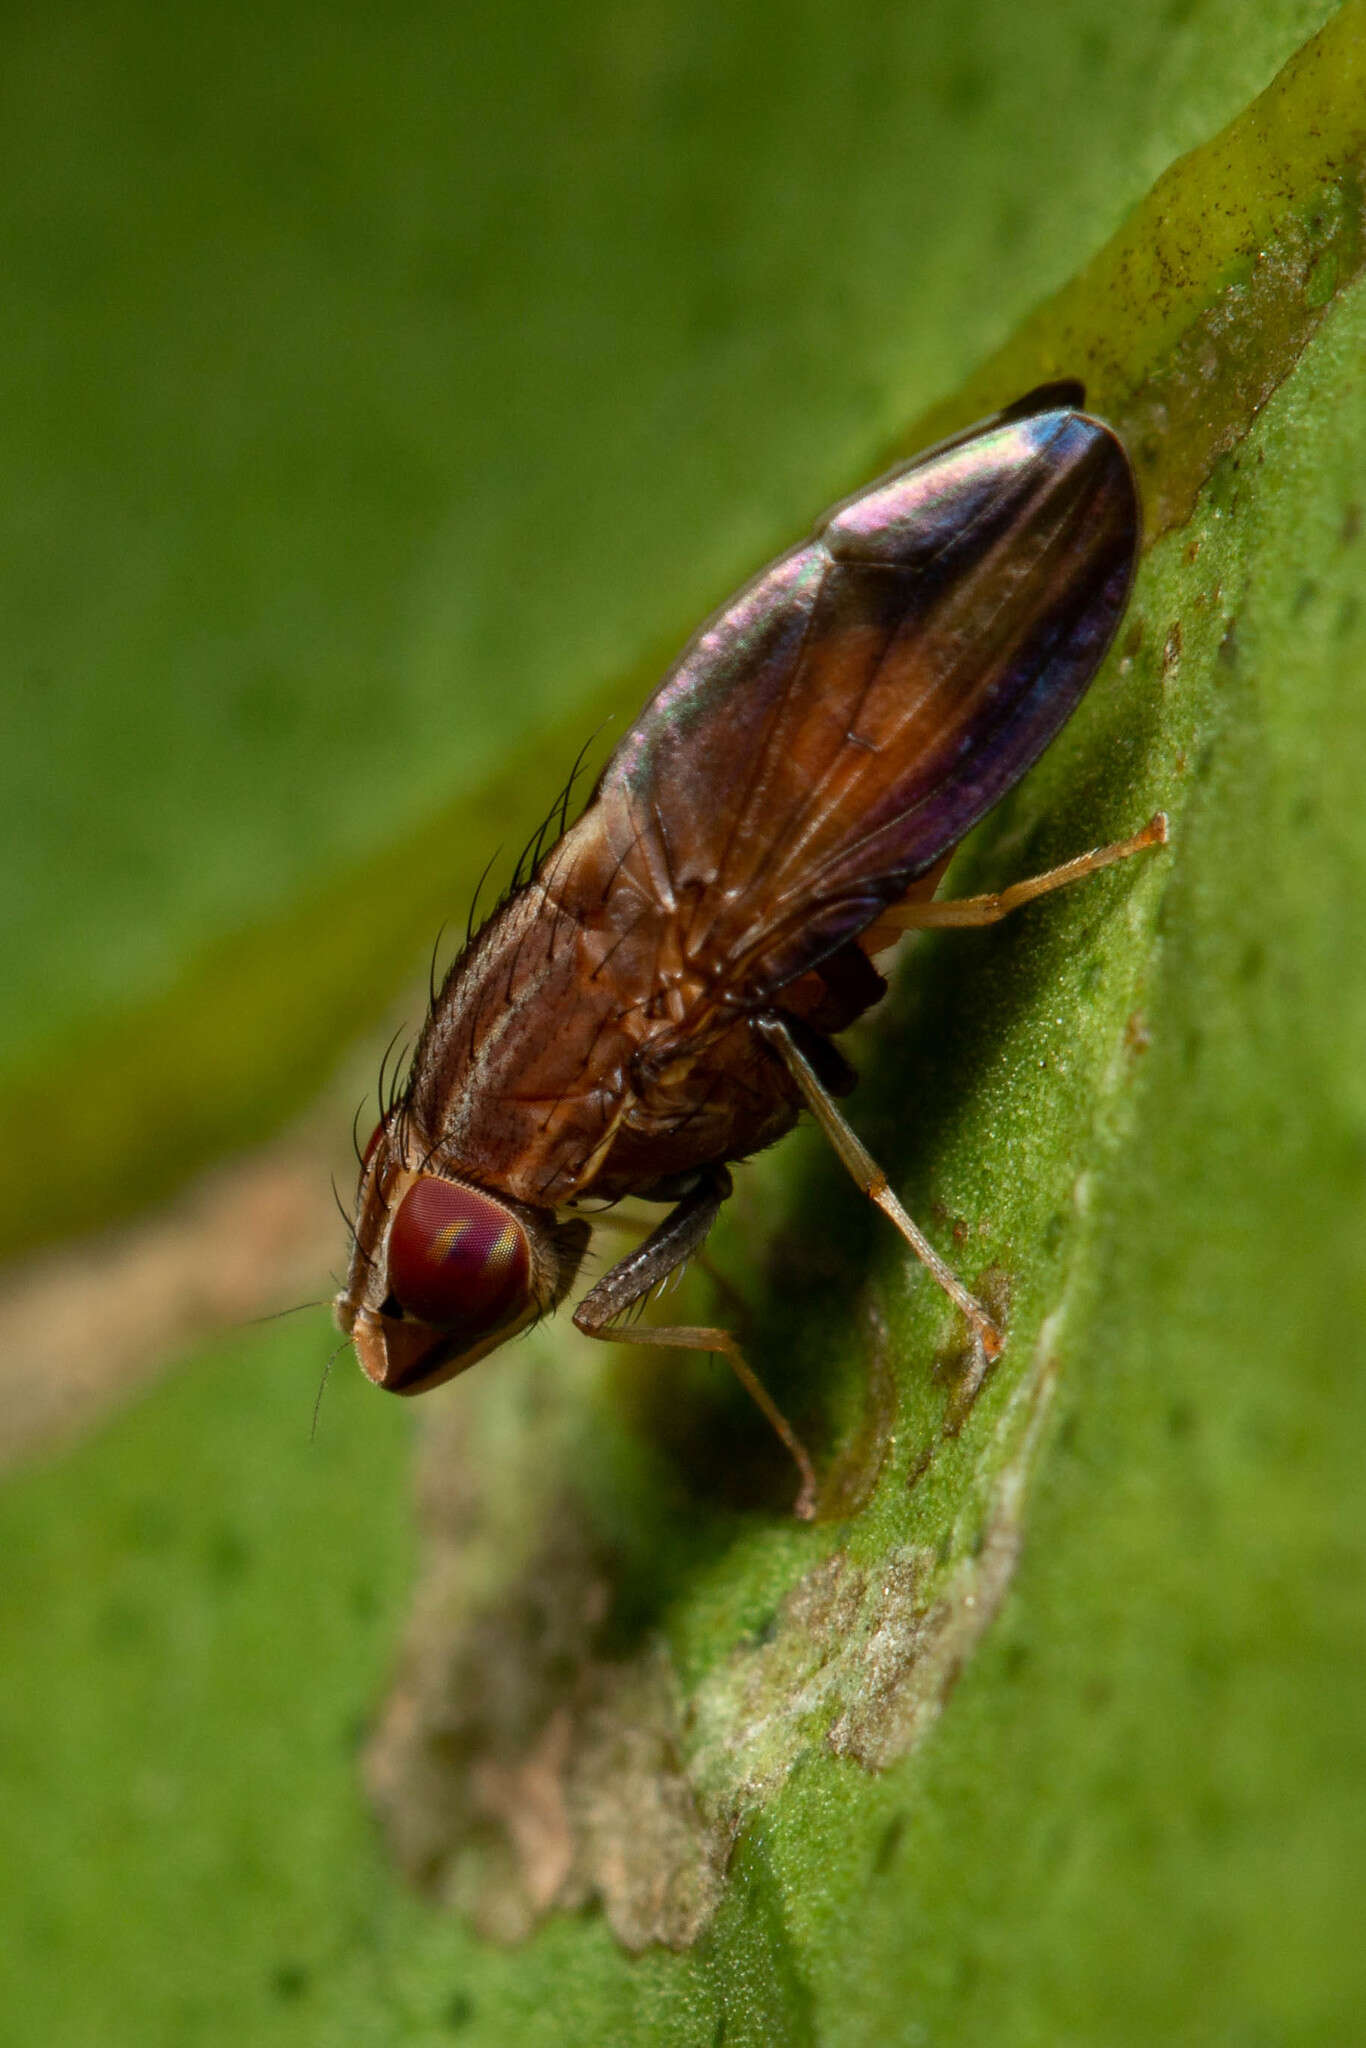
left=1162, top=621, right=1183, bottom=676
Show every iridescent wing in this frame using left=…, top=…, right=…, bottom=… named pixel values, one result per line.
left=580, top=395, right=1138, bottom=1003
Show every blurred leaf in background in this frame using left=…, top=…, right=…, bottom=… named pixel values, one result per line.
left=1, top=1, right=1363, bottom=2044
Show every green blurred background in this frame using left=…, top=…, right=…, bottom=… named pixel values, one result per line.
left=2, top=2, right=1362, bottom=2042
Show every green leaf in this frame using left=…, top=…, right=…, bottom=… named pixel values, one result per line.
left=3, top=4, right=1364, bottom=2045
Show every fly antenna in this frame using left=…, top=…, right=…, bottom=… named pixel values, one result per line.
left=241, top=1297, right=333, bottom=1327
left=311, top=1337, right=351, bottom=1442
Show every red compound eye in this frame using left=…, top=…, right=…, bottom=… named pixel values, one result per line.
left=386, top=1176, right=532, bottom=1339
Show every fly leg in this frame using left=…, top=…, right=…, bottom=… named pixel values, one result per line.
left=756, top=1015, right=1004, bottom=1362
left=877, top=812, right=1168, bottom=933
left=573, top=1165, right=819, bottom=1520
left=581, top=1204, right=753, bottom=1318
left=584, top=1206, right=752, bottom=1323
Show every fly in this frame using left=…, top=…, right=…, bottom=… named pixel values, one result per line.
left=336, top=383, right=1166, bottom=1518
